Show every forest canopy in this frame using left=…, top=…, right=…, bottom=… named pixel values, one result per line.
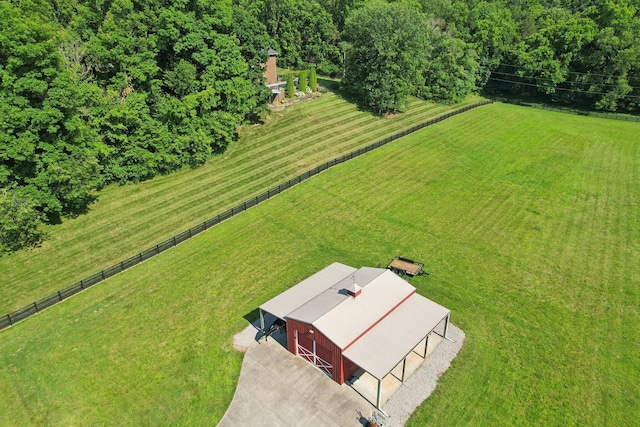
left=1, top=0, right=639, bottom=251
left=0, top=0, right=270, bottom=251
left=341, top=0, right=640, bottom=113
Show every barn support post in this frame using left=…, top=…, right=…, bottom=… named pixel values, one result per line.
left=294, top=330, right=299, bottom=355
left=424, top=334, right=430, bottom=358
left=444, top=313, right=450, bottom=338
left=259, top=309, right=265, bottom=337
left=313, top=340, right=317, bottom=365
left=443, top=313, right=454, bottom=342
left=401, top=358, right=407, bottom=382
left=374, top=378, right=389, bottom=417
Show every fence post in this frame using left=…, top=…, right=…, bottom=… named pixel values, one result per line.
left=80, top=280, right=85, bottom=290
left=34, top=301, right=38, bottom=312
left=58, top=291, right=62, bottom=301
left=7, top=314, right=12, bottom=326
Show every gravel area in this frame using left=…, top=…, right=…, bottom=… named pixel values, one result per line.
left=232, top=318, right=264, bottom=352
left=232, top=317, right=465, bottom=427
left=381, top=324, right=465, bottom=427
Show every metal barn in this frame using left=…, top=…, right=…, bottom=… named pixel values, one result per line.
left=259, top=262, right=451, bottom=410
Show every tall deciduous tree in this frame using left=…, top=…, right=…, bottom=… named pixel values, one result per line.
left=467, top=1, right=518, bottom=87
left=232, top=4, right=273, bottom=119
left=0, top=2, right=103, bottom=219
left=317, top=0, right=365, bottom=31
left=257, top=0, right=342, bottom=75
left=420, top=35, right=480, bottom=102
left=341, top=1, right=430, bottom=114
left=0, top=187, right=46, bottom=253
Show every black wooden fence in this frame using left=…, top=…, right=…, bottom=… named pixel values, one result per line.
left=0, top=100, right=492, bottom=332
left=488, top=96, right=640, bottom=122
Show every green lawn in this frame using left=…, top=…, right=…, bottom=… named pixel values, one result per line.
left=0, top=91, right=481, bottom=315
left=0, top=103, right=638, bottom=426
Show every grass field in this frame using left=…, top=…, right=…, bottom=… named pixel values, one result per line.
left=0, top=91, right=481, bottom=315
left=1, top=103, right=638, bottom=426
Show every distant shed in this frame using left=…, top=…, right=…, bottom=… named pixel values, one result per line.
left=259, top=262, right=450, bottom=409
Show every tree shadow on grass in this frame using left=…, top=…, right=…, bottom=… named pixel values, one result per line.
left=46, top=192, right=99, bottom=225
left=317, top=77, right=380, bottom=116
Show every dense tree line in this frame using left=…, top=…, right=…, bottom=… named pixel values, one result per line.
left=1, top=0, right=639, bottom=251
left=429, top=0, right=640, bottom=112
left=341, top=0, right=640, bottom=114
left=235, top=0, right=640, bottom=115
left=1, top=0, right=271, bottom=251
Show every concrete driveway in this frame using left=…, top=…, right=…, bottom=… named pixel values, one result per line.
left=218, top=320, right=465, bottom=426
left=218, top=330, right=373, bottom=426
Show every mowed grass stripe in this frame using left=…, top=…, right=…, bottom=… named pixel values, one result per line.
left=92, top=102, right=467, bottom=247
left=0, top=92, right=479, bottom=313
left=0, top=103, right=637, bottom=425
left=230, top=100, right=448, bottom=169
left=404, top=106, right=639, bottom=426
left=63, top=103, right=447, bottom=249
left=91, top=96, right=452, bottom=223
left=0, top=96, right=373, bottom=304
left=55, top=99, right=465, bottom=266
left=93, top=96, right=359, bottom=208
left=4, top=94, right=460, bottom=292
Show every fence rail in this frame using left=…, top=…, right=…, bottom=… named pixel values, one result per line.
left=488, top=96, right=640, bottom=122
left=0, top=100, right=493, bottom=332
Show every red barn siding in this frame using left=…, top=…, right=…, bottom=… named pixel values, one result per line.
left=343, top=358, right=360, bottom=382
left=286, top=318, right=350, bottom=383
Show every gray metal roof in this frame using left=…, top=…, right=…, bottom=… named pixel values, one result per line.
left=286, top=285, right=347, bottom=324
left=260, top=263, right=450, bottom=381
left=267, top=48, right=278, bottom=56
left=342, top=293, right=450, bottom=380
left=286, top=266, right=391, bottom=325
left=334, top=266, right=386, bottom=290
left=259, top=262, right=356, bottom=320
left=308, top=270, right=415, bottom=349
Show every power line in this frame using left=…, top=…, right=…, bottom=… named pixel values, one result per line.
left=487, top=77, right=640, bottom=99
left=491, top=70, right=640, bottom=90
left=499, top=63, right=637, bottom=79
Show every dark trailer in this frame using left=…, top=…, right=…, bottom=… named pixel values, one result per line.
left=387, top=257, right=427, bottom=277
